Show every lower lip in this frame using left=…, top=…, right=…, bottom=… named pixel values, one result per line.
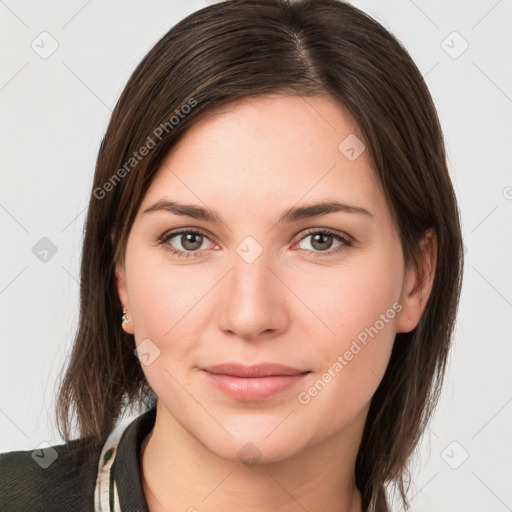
left=203, top=371, right=309, bottom=401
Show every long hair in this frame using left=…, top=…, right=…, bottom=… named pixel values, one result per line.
left=56, top=1, right=464, bottom=510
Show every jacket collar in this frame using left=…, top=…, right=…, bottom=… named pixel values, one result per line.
left=113, top=406, right=156, bottom=511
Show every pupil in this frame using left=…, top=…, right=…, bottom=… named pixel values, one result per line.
left=183, top=233, right=202, bottom=250
left=311, top=233, right=332, bottom=251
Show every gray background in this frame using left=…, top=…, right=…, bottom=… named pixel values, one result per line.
left=1, top=1, right=511, bottom=510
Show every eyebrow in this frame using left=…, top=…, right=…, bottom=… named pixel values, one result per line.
left=143, top=199, right=373, bottom=224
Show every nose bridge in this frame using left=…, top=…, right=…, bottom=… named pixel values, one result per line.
left=228, top=240, right=275, bottom=306
left=216, top=238, right=287, bottom=338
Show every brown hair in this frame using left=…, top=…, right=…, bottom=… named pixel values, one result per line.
left=56, top=1, right=463, bottom=510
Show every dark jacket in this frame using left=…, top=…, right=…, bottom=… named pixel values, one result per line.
left=0, top=407, right=156, bottom=512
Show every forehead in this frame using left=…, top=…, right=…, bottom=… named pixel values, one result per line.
left=141, top=95, right=384, bottom=221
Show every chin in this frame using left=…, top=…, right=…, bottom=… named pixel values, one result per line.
left=196, top=419, right=312, bottom=466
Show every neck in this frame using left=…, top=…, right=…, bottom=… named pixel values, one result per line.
left=140, top=404, right=364, bottom=512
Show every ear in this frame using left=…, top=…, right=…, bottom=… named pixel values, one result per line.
left=396, top=229, right=437, bottom=334
left=112, top=233, right=134, bottom=335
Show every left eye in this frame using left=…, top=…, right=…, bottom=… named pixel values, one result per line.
left=295, top=231, right=349, bottom=253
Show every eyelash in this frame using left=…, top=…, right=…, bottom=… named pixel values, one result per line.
left=158, top=228, right=353, bottom=259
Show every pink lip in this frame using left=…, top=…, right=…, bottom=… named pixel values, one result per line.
left=202, top=363, right=310, bottom=401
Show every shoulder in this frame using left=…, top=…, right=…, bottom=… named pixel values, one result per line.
left=0, top=437, right=104, bottom=512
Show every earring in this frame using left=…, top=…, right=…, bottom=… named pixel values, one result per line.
left=122, top=308, right=131, bottom=325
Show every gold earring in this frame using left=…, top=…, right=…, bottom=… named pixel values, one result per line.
left=122, top=308, right=131, bottom=325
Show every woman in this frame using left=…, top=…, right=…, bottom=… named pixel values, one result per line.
left=0, top=0, right=463, bottom=511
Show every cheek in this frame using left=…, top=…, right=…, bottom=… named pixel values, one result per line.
left=293, top=249, right=403, bottom=392
left=125, top=259, right=208, bottom=398
left=297, top=253, right=402, bottom=337
left=126, top=241, right=207, bottom=336
left=125, top=248, right=221, bottom=391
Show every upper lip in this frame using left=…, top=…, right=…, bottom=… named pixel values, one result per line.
left=202, top=363, right=309, bottom=378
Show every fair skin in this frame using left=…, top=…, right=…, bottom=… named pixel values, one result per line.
left=115, top=95, right=436, bottom=512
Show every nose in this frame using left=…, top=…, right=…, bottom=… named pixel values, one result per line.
left=216, top=250, right=290, bottom=341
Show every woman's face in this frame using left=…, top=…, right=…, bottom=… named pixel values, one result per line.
left=116, top=95, right=425, bottom=463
